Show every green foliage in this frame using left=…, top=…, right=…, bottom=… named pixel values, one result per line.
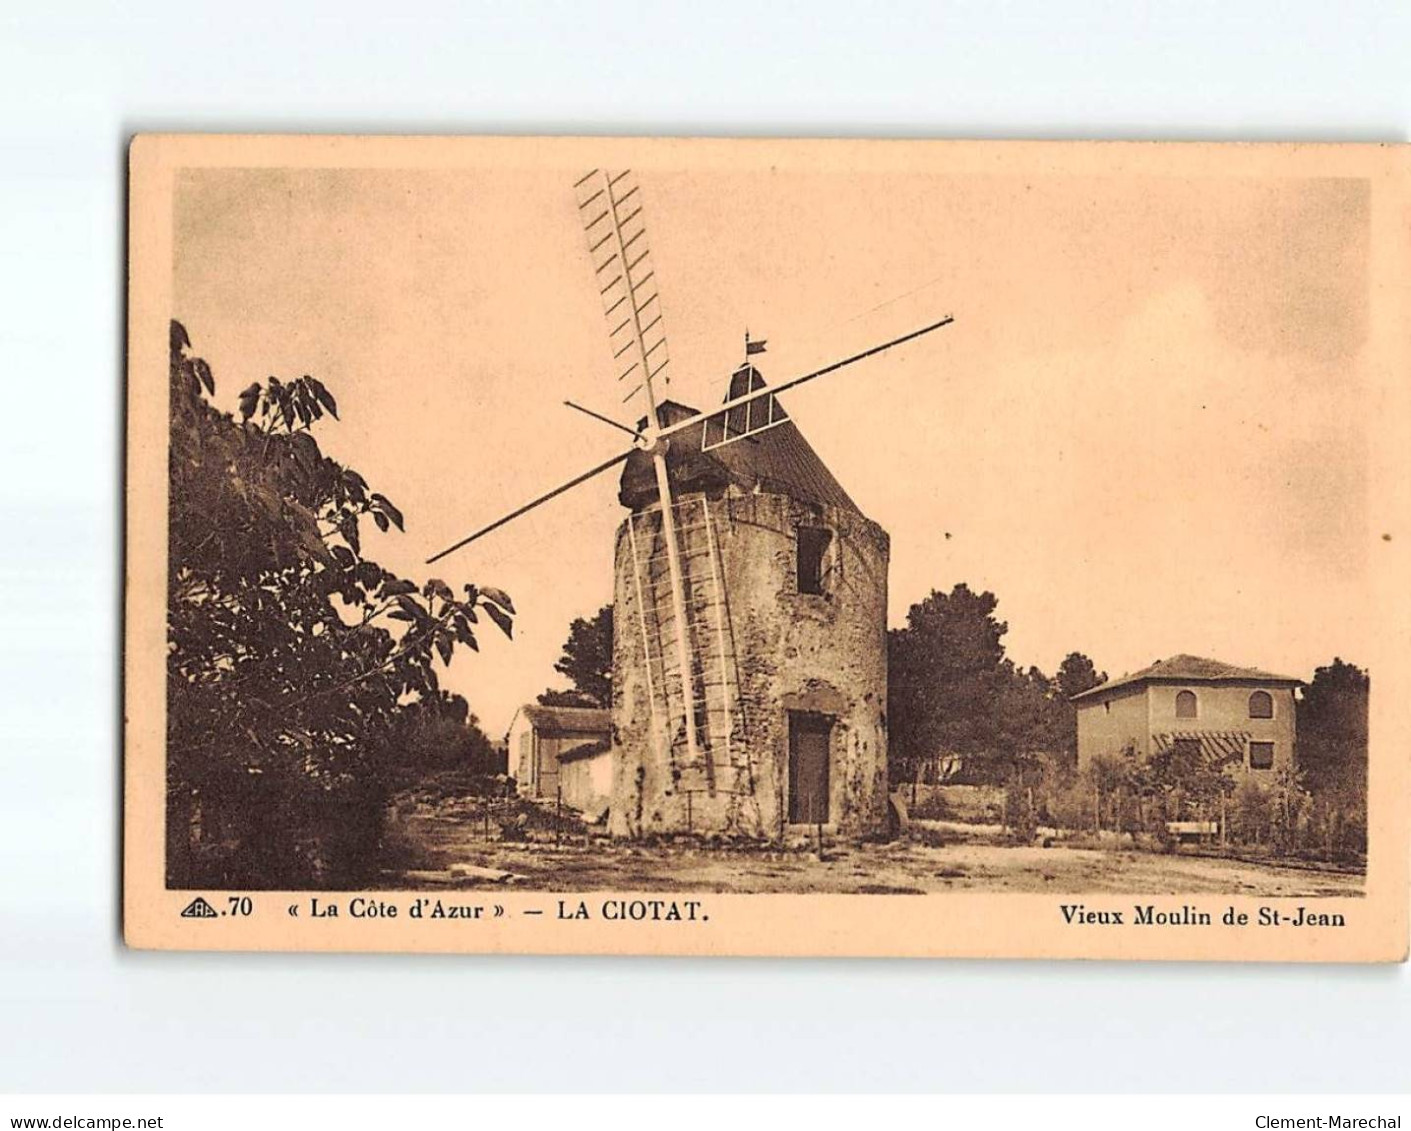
left=884, top=580, right=1368, bottom=866
left=1055, top=652, right=1106, bottom=700
left=388, top=691, right=500, bottom=776
left=1293, top=658, right=1368, bottom=859
left=1297, top=658, right=1369, bottom=797
left=887, top=584, right=1100, bottom=785
left=1224, top=767, right=1313, bottom=854
left=538, top=604, right=613, bottom=708
left=1147, top=740, right=1237, bottom=814
left=1039, top=764, right=1096, bottom=834
left=888, top=584, right=1007, bottom=785
left=166, top=322, right=513, bottom=889
left=1004, top=736, right=1361, bottom=864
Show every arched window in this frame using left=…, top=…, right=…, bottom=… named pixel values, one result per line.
left=1175, top=690, right=1198, bottom=719
left=1248, top=690, right=1273, bottom=719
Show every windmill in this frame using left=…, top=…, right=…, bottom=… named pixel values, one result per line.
left=430, top=169, right=951, bottom=838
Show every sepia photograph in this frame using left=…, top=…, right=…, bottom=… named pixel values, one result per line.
left=11, top=0, right=1411, bottom=1115
left=123, top=135, right=1408, bottom=959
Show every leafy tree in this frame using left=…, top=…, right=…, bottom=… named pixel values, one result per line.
left=167, top=322, right=513, bottom=888
left=887, top=584, right=1095, bottom=784
left=995, top=663, right=1074, bottom=760
left=1294, top=658, right=1368, bottom=859
left=1040, top=651, right=1107, bottom=761
left=1120, top=758, right=1163, bottom=838
left=1087, top=753, right=1129, bottom=833
left=1224, top=767, right=1309, bottom=856
left=1297, top=657, right=1369, bottom=797
left=1230, top=776, right=1272, bottom=846
left=1056, top=652, right=1106, bottom=700
left=887, top=583, right=1010, bottom=785
left=1265, top=763, right=1312, bottom=855
left=389, top=690, right=499, bottom=775
left=538, top=604, right=613, bottom=709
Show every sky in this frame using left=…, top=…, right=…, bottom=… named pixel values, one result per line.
left=172, top=155, right=1372, bottom=736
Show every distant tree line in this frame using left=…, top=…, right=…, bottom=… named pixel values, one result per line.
left=390, top=690, right=500, bottom=776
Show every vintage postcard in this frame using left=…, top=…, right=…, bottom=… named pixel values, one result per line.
left=125, top=135, right=1410, bottom=959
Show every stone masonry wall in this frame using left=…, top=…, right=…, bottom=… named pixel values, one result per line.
left=609, top=487, right=890, bottom=839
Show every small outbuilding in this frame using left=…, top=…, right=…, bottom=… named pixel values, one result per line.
left=505, top=704, right=612, bottom=802
left=556, top=739, right=614, bottom=821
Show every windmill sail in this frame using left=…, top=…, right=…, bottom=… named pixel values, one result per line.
left=420, top=169, right=953, bottom=841
left=426, top=447, right=635, bottom=565
left=426, top=315, right=954, bottom=564
left=575, top=169, right=671, bottom=406
left=702, top=364, right=790, bottom=451
left=576, top=167, right=702, bottom=766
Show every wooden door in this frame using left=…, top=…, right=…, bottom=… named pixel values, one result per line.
left=788, top=712, right=832, bottom=824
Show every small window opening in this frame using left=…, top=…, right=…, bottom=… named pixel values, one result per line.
left=1175, top=690, right=1198, bottom=719
left=1249, top=741, right=1275, bottom=770
left=1248, top=691, right=1273, bottom=719
left=797, top=526, right=832, bottom=595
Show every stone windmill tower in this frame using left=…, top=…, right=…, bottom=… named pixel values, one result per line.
left=430, top=168, right=951, bottom=840
left=610, top=364, right=892, bottom=839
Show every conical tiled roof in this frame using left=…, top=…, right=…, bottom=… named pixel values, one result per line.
left=619, top=365, right=862, bottom=515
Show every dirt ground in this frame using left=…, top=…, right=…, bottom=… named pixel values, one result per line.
left=385, top=800, right=1365, bottom=897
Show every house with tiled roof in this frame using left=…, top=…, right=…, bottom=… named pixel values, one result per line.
left=1071, top=654, right=1301, bottom=774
